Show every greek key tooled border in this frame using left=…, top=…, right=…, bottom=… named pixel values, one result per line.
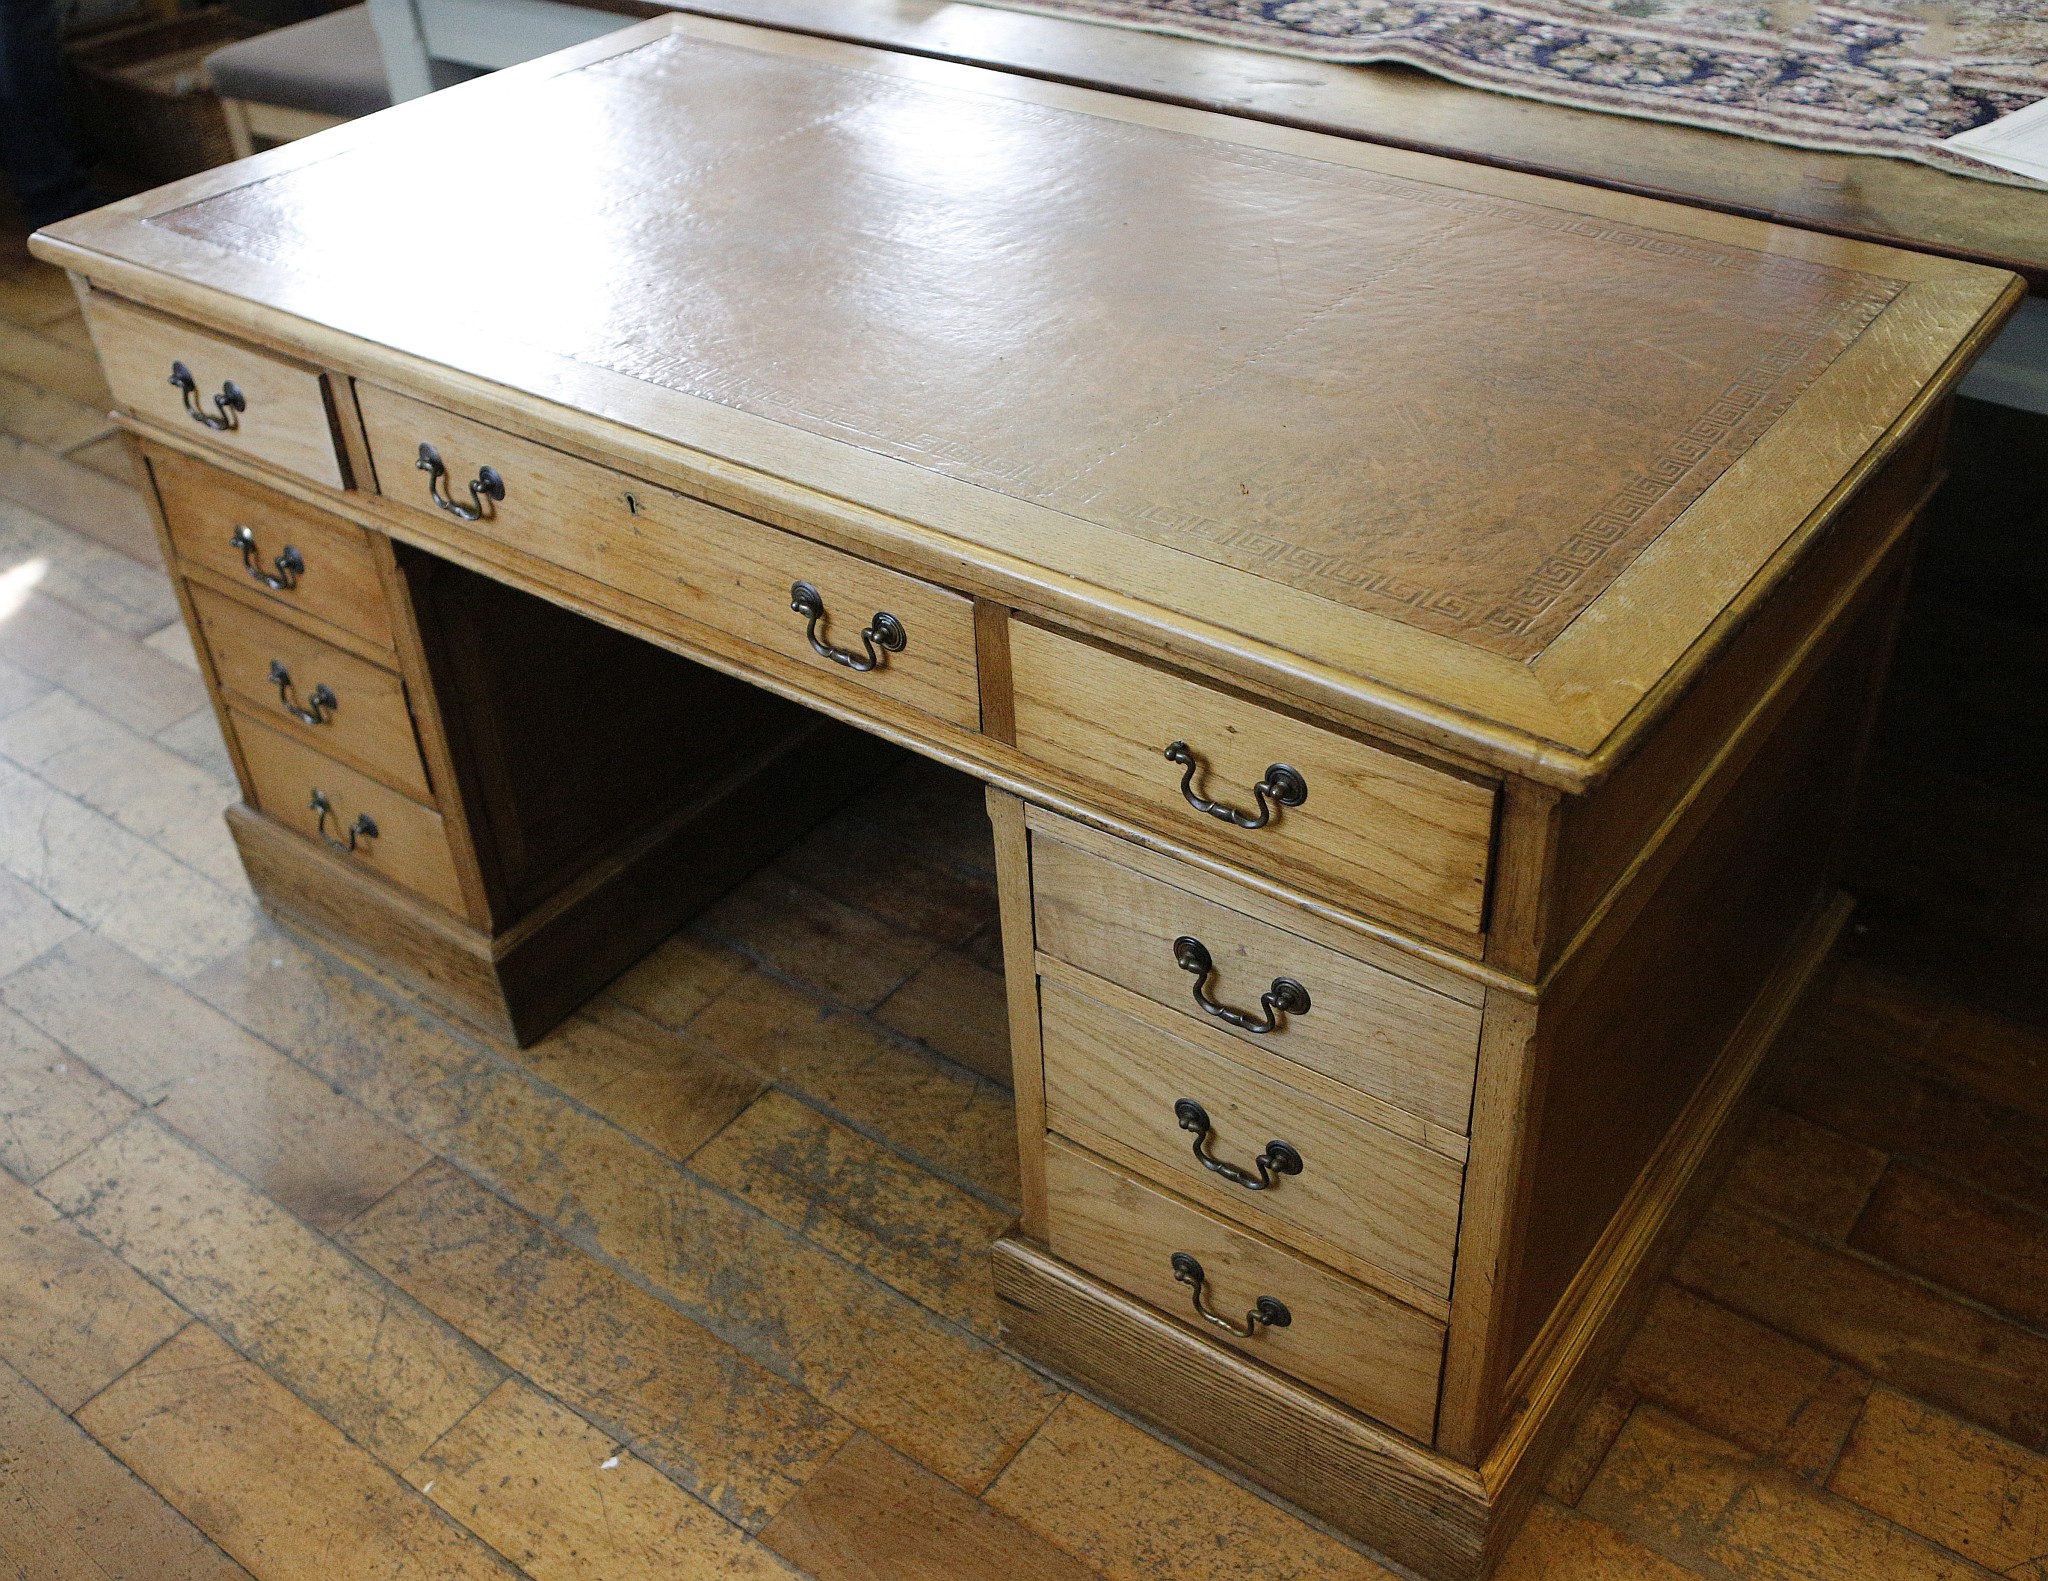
left=1477, top=279, right=1901, bottom=644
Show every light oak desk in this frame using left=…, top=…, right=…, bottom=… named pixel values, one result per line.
left=36, top=19, right=2019, bottom=1575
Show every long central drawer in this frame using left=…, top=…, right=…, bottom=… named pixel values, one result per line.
left=354, top=382, right=981, bottom=730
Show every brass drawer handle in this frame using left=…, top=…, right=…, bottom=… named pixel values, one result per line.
left=1173, top=936, right=1310, bottom=1035
left=1170, top=1252, right=1291, bottom=1339
left=268, top=660, right=336, bottom=726
left=416, top=443, right=505, bottom=522
left=231, top=525, right=304, bottom=591
left=1163, top=741, right=1305, bottom=829
left=309, top=789, right=376, bottom=852
left=169, top=361, right=245, bottom=431
left=1173, top=1099, right=1302, bottom=1190
left=790, top=582, right=906, bottom=672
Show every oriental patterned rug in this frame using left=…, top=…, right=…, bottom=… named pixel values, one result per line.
left=969, top=0, right=2048, bottom=182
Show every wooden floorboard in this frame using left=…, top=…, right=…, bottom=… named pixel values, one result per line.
left=0, top=214, right=2044, bottom=1581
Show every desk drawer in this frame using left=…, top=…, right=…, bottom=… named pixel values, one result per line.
left=1032, top=827, right=1481, bottom=1134
left=1010, top=621, right=1496, bottom=944
left=148, top=445, right=395, bottom=651
left=1045, top=1136, right=1443, bottom=1439
left=85, top=295, right=344, bottom=488
left=192, top=586, right=429, bottom=801
left=1041, top=978, right=1462, bottom=1302
left=354, top=382, right=981, bottom=730
left=231, top=709, right=463, bottom=914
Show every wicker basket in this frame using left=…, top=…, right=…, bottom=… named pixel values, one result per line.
left=65, top=9, right=266, bottom=182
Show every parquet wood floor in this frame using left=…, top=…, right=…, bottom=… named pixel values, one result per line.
left=1, top=214, right=2044, bottom=1580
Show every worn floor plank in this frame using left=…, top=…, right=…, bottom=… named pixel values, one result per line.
left=0, top=592, right=203, bottom=735
left=773, top=811, right=998, bottom=947
left=1848, top=1162, right=2048, bottom=1330
left=0, top=690, right=244, bottom=891
left=1494, top=1497, right=1703, bottom=1581
left=875, top=947, right=1013, bottom=1088
left=508, top=998, right=762, bottom=1164
left=1613, top=1284, right=1871, bottom=1480
left=1672, top=1203, right=2048, bottom=1450
left=39, top=1119, right=501, bottom=1468
left=0, top=1166, right=184, bottom=1412
left=0, top=771, right=252, bottom=979
left=0, top=438, right=157, bottom=566
left=193, top=931, right=1062, bottom=1494
left=690, top=1087, right=1013, bottom=1339
left=605, top=927, right=753, bottom=1030
left=4, top=932, right=426, bottom=1230
left=699, top=869, right=944, bottom=1011
left=1720, top=1107, right=1889, bottom=1240
left=345, top=1159, right=853, bottom=1533
left=0, top=498, right=177, bottom=638
left=762, top=1431, right=1098, bottom=1581
left=0, top=1357, right=252, bottom=1581
left=407, top=1377, right=801, bottom=1579
left=77, top=1323, right=518, bottom=1581
left=1581, top=1406, right=1998, bottom=1581
left=692, top=967, right=1021, bottom=1204
left=1829, top=1389, right=2048, bottom=1580
left=984, top=1398, right=1394, bottom=1581
left=0, top=1003, right=134, bottom=1185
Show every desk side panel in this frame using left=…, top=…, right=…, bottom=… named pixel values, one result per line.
left=1501, top=550, right=1908, bottom=1374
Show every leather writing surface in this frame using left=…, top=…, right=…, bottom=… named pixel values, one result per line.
left=155, top=32, right=1902, bottom=658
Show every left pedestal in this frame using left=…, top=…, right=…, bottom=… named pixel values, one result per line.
left=138, top=436, right=895, bottom=1044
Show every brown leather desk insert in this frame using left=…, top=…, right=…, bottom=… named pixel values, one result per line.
left=35, top=16, right=2018, bottom=1577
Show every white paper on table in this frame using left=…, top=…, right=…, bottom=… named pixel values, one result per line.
left=1944, top=97, right=2048, bottom=184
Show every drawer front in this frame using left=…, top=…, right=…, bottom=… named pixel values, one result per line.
left=86, top=295, right=344, bottom=488
left=1010, top=621, right=1496, bottom=942
left=1041, top=978, right=1463, bottom=1300
left=148, top=445, right=395, bottom=651
left=355, top=382, right=981, bottom=730
left=1033, top=830, right=1481, bottom=1134
left=193, top=586, right=429, bottom=801
left=1044, top=1136, right=1443, bottom=1439
left=230, top=709, right=463, bottom=914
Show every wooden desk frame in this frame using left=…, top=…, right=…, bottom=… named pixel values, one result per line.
left=36, top=21, right=2020, bottom=1574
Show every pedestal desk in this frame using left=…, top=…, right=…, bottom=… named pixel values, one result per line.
left=34, top=19, right=2019, bottom=1575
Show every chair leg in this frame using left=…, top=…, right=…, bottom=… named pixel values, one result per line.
left=221, top=98, right=256, bottom=160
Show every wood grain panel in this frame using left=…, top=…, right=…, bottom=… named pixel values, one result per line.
left=1041, top=977, right=1463, bottom=1304
left=1031, top=826, right=1481, bottom=1132
left=146, top=443, right=394, bottom=651
left=230, top=708, right=463, bottom=914
left=988, top=786, right=1050, bottom=1240
left=190, top=584, right=429, bottom=800
left=355, top=381, right=981, bottom=730
left=1011, top=619, right=1495, bottom=943
left=84, top=293, right=343, bottom=488
left=1043, top=1136, right=1444, bottom=1438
